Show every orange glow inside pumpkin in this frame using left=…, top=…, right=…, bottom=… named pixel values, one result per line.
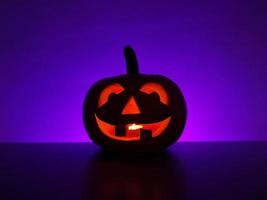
left=121, top=96, right=141, bottom=115
left=98, top=83, right=124, bottom=107
left=96, top=82, right=170, bottom=141
left=95, top=114, right=171, bottom=141
left=140, top=83, right=169, bottom=105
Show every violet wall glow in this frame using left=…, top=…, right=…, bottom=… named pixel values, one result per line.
left=1, top=0, right=266, bottom=142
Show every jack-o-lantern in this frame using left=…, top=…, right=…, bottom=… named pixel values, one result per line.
left=83, top=46, right=187, bottom=152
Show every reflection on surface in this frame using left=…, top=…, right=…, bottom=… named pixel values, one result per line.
left=82, top=151, right=185, bottom=200
left=1, top=143, right=266, bottom=200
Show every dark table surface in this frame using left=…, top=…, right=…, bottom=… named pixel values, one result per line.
left=1, top=142, right=266, bottom=200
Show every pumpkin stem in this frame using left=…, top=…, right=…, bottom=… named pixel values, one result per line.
left=124, top=46, right=139, bottom=75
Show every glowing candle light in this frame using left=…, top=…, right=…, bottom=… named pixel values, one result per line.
left=128, top=123, right=143, bottom=130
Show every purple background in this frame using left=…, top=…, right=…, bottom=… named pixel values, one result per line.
left=1, top=0, right=266, bottom=142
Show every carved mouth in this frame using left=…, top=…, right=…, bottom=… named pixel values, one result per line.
left=95, top=114, right=171, bottom=141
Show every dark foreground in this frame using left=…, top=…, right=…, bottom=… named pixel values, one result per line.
left=1, top=142, right=266, bottom=200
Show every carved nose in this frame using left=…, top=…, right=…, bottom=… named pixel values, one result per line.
left=121, top=96, right=141, bottom=115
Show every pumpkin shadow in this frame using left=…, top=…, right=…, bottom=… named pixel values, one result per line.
left=82, top=150, right=186, bottom=200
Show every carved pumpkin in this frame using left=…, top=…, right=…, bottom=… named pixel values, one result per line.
left=83, top=46, right=187, bottom=152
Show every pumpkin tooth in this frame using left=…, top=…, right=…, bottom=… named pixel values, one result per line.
left=115, top=125, right=126, bottom=137
left=140, top=129, right=152, bottom=142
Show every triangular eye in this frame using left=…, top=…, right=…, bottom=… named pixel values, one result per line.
left=140, top=83, right=169, bottom=105
left=98, top=83, right=124, bottom=107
